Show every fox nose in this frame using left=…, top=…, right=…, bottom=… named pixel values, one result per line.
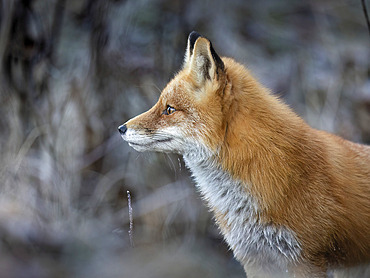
left=118, top=124, right=127, bottom=135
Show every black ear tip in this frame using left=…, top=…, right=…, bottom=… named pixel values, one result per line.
left=188, top=31, right=202, bottom=56
left=189, top=31, right=202, bottom=40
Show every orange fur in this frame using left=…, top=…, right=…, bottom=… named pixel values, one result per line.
left=120, top=32, right=370, bottom=277
left=219, top=58, right=370, bottom=269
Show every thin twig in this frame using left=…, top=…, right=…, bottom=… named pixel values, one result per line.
left=362, top=0, right=370, bottom=38
left=127, top=190, right=134, bottom=247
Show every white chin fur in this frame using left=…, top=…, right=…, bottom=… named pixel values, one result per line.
left=122, top=127, right=186, bottom=153
left=127, top=142, right=147, bottom=152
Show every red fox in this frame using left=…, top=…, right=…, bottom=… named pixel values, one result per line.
left=118, top=32, right=370, bottom=277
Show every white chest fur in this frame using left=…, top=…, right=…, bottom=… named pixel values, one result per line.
left=183, top=152, right=302, bottom=276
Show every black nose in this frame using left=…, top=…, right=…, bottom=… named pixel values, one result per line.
left=118, top=124, right=127, bottom=135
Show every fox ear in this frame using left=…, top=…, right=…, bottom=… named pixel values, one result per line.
left=184, top=31, right=202, bottom=66
left=183, top=31, right=224, bottom=85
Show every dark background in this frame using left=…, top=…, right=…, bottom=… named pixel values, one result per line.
left=0, top=0, right=369, bottom=277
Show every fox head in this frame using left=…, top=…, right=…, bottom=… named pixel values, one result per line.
left=118, top=32, right=229, bottom=155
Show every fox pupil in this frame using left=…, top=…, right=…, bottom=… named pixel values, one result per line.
left=164, top=105, right=175, bottom=115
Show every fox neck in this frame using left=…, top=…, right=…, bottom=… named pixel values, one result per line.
left=183, top=58, right=315, bottom=225
left=218, top=59, right=316, bottom=219
left=183, top=151, right=302, bottom=273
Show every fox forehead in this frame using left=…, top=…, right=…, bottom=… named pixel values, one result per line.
left=160, top=72, right=197, bottom=107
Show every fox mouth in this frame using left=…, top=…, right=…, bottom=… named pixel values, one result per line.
left=127, top=137, right=173, bottom=147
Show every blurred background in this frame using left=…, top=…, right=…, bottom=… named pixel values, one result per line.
left=0, top=0, right=369, bottom=277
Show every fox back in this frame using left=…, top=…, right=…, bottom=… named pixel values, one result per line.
left=118, top=32, right=370, bottom=277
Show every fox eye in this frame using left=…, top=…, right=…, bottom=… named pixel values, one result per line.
left=163, top=105, right=176, bottom=115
